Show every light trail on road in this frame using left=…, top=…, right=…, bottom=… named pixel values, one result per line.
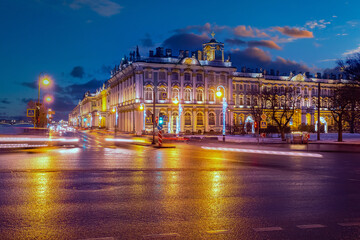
left=201, top=146, right=323, bottom=158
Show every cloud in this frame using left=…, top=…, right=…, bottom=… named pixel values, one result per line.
left=162, top=33, right=210, bottom=51
left=229, top=47, right=310, bottom=73
left=336, top=33, right=348, bottom=36
left=248, top=40, right=281, bottom=50
left=347, top=20, right=359, bottom=27
left=21, top=98, right=35, bottom=104
left=305, top=19, right=331, bottom=29
left=140, top=33, right=154, bottom=47
left=273, top=26, right=314, bottom=38
left=70, top=66, right=85, bottom=78
left=175, top=23, right=212, bottom=34
left=20, top=80, right=64, bottom=93
left=343, top=44, right=360, bottom=56
left=319, top=58, right=337, bottom=62
left=233, top=25, right=269, bottom=38
left=0, top=98, right=11, bottom=104
left=225, top=38, right=246, bottom=46
left=233, top=25, right=255, bottom=37
left=64, top=78, right=104, bottom=100
left=69, top=0, right=122, bottom=17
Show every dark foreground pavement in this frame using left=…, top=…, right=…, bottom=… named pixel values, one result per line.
left=0, top=132, right=360, bottom=239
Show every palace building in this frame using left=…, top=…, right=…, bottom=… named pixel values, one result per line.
left=69, top=34, right=349, bottom=134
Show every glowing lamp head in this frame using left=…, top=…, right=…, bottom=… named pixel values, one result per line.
left=139, top=105, right=144, bottom=111
left=172, top=98, right=179, bottom=105
left=112, top=108, right=116, bottom=113
left=42, top=79, right=50, bottom=85
left=45, top=96, right=53, bottom=103
left=216, top=91, right=222, bottom=97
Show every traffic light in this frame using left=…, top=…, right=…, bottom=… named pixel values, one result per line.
left=159, top=116, right=163, bottom=126
left=254, top=121, right=258, bottom=129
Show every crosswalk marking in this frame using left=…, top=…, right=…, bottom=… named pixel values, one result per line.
left=254, top=227, right=283, bottom=232
left=338, top=222, right=360, bottom=227
left=297, top=224, right=326, bottom=229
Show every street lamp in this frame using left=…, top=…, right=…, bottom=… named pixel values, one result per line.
left=172, top=98, right=182, bottom=136
left=112, top=107, right=117, bottom=136
left=216, top=85, right=227, bottom=142
left=36, top=73, right=51, bottom=128
left=139, top=103, right=145, bottom=133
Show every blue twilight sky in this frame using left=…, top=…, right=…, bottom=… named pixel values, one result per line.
left=1, top=0, right=360, bottom=120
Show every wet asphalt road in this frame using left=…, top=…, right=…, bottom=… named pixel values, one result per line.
left=0, top=131, right=360, bottom=239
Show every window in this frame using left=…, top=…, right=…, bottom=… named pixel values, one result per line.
left=209, top=74, right=214, bottom=83
left=239, top=96, right=244, bottom=105
left=220, top=75, right=226, bottom=83
left=239, top=84, right=243, bottom=91
left=185, top=112, right=191, bottom=125
left=208, top=89, right=215, bottom=102
left=171, top=72, right=178, bottom=81
left=196, top=89, right=203, bottom=101
left=209, top=113, right=215, bottom=125
left=197, top=112, right=204, bottom=125
left=144, top=87, right=153, bottom=100
left=159, top=72, right=166, bottom=80
left=233, top=94, right=236, bottom=105
left=184, top=73, right=191, bottom=81
left=246, top=96, right=251, bottom=105
left=253, top=97, right=258, bottom=106
left=145, top=71, right=152, bottom=80
left=196, top=73, right=203, bottom=82
left=184, top=88, right=192, bottom=101
left=172, top=88, right=179, bottom=99
left=172, top=113, right=178, bottom=126
left=219, top=113, right=223, bottom=125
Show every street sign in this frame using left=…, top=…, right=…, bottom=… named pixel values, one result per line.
left=163, top=115, right=168, bottom=122
left=27, top=109, right=35, bottom=117
left=157, top=125, right=163, bottom=130
left=145, top=117, right=152, bottom=124
left=260, top=121, right=267, bottom=129
left=146, top=110, right=152, bottom=116
left=261, top=113, right=267, bottom=120
left=161, top=92, right=167, bottom=100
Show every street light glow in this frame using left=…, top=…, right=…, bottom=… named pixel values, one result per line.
left=42, top=79, right=50, bottom=85
left=216, top=91, right=222, bottom=97
left=112, top=108, right=116, bottom=113
left=172, top=98, right=179, bottom=105
left=139, top=105, right=144, bottom=110
left=44, top=95, right=53, bottom=103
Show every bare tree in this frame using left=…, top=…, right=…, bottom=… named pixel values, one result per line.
left=27, top=100, right=48, bottom=128
left=343, top=84, right=360, bottom=133
left=262, top=85, right=301, bottom=140
left=329, top=84, right=352, bottom=142
left=337, top=53, right=360, bottom=81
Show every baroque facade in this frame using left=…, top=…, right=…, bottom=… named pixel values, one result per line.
left=69, top=35, right=349, bottom=134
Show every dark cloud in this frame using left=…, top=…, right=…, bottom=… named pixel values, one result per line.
left=175, top=23, right=212, bottom=34
left=64, top=78, right=103, bottom=100
left=21, top=81, right=36, bottom=89
left=273, top=26, right=314, bottom=38
left=225, top=38, right=246, bottom=46
left=162, top=33, right=210, bottom=52
left=140, top=33, right=154, bottom=47
left=21, top=98, right=34, bottom=104
left=70, top=66, right=85, bottom=78
left=20, top=80, right=64, bottom=93
left=0, top=98, right=11, bottom=104
left=229, top=47, right=310, bottom=74
left=248, top=40, right=282, bottom=50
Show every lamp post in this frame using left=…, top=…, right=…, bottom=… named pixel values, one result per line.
left=172, top=98, right=182, bottom=136
left=216, top=85, right=227, bottom=142
left=112, top=107, right=117, bottom=136
left=139, top=103, right=145, bottom=134
left=36, top=73, right=50, bottom=128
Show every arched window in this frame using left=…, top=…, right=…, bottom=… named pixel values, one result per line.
left=172, top=88, right=179, bottom=99
left=184, top=88, right=192, bottom=101
left=253, top=97, right=258, bottom=106
left=196, top=73, right=203, bottom=82
left=184, top=73, right=191, bottom=81
left=209, top=112, right=215, bottom=125
left=196, top=89, right=203, bottom=101
left=171, top=72, right=178, bottom=81
left=219, top=113, right=224, bottom=125
left=184, top=112, right=191, bottom=125
left=144, top=87, right=153, bottom=100
left=197, top=112, right=204, bottom=125
left=246, top=96, right=251, bottom=105
left=208, top=89, right=215, bottom=102
left=239, top=96, right=244, bottom=105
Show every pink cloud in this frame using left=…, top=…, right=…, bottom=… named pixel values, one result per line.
left=273, top=26, right=314, bottom=38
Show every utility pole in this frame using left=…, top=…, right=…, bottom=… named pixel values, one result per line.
left=317, top=82, right=321, bottom=141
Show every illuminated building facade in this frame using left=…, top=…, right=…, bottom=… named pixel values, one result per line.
left=69, top=34, right=347, bottom=134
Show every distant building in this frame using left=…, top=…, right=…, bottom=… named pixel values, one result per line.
left=69, top=34, right=351, bottom=134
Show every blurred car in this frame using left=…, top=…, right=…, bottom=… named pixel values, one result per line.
left=49, top=131, right=80, bottom=147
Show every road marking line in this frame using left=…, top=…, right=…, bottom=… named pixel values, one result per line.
left=338, top=222, right=360, bottom=227
left=253, top=227, right=283, bottom=232
left=79, top=237, right=115, bottom=240
left=206, top=229, right=229, bottom=234
left=297, top=224, right=326, bottom=229
left=348, top=179, right=360, bottom=182
left=143, top=233, right=179, bottom=239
